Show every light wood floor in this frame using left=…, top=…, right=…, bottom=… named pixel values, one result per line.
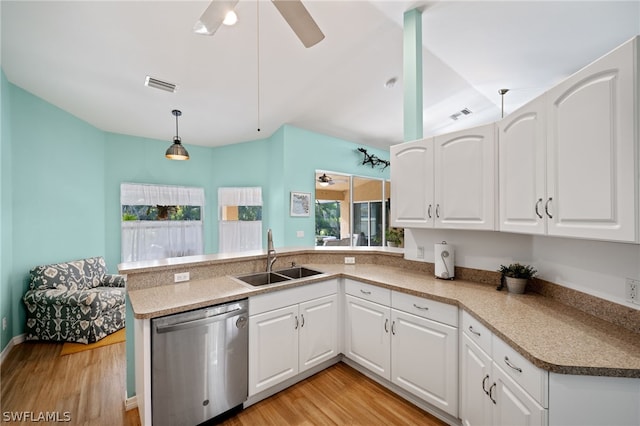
left=2, top=341, right=446, bottom=426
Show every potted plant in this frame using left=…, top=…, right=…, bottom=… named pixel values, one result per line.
left=497, top=263, right=537, bottom=294
left=385, top=227, right=404, bottom=248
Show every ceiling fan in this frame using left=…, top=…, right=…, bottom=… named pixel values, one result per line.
left=193, top=0, right=325, bottom=48
left=317, top=173, right=348, bottom=187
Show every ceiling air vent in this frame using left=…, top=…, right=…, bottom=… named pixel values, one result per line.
left=450, top=108, right=472, bottom=121
left=461, top=108, right=472, bottom=115
left=145, top=76, right=178, bottom=93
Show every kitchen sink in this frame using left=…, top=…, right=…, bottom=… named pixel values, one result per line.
left=235, top=267, right=324, bottom=287
left=274, top=266, right=323, bottom=279
left=235, top=272, right=291, bottom=287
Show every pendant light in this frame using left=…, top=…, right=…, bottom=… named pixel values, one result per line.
left=165, top=109, right=190, bottom=160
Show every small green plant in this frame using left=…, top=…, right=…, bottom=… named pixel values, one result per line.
left=497, top=263, right=537, bottom=291
left=385, top=227, right=404, bottom=245
left=498, top=263, right=537, bottom=279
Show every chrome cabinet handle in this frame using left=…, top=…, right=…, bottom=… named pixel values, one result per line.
left=413, top=304, right=429, bottom=311
left=300, top=314, right=305, bottom=328
left=435, top=204, right=440, bottom=218
left=468, top=325, right=481, bottom=337
left=427, top=204, right=432, bottom=219
left=482, top=374, right=490, bottom=395
left=489, top=383, right=497, bottom=404
left=360, top=289, right=371, bottom=295
left=545, top=197, right=553, bottom=219
left=535, top=198, right=543, bottom=219
left=294, top=315, right=299, bottom=330
left=384, top=318, right=389, bottom=333
left=391, top=320, right=396, bottom=335
left=504, top=356, right=523, bottom=373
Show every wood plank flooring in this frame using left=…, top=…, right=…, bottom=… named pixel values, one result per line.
left=2, top=341, right=446, bottom=426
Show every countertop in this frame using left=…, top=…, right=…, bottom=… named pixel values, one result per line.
left=127, top=262, right=640, bottom=378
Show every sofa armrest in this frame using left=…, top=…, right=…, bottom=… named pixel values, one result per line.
left=24, top=288, right=102, bottom=308
left=101, top=274, right=126, bottom=288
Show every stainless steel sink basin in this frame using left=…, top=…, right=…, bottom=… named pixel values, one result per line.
left=235, top=267, right=323, bottom=287
left=235, top=272, right=291, bottom=287
left=274, top=266, right=323, bottom=279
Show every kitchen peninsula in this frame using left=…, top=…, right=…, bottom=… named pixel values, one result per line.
left=121, top=247, right=640, bottom=426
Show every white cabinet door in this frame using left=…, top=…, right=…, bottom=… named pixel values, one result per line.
left=434, top=123, right=497, bottom=230
left=248, top=305, right=299, bottom=396
left=391, top=309, right=458, bottom=417
left=299, top=294, right=338, bottom=373
left=390, top=138, right=435, bottom=228
left=492, top=363, right=547, bottom=426
left=546, top=37, right=637, bottom=242
left=344, top=294, right=391, bottom=380
left=499, top=96, right=547, bottom=235
left=460, top=333, right=493, bottom=426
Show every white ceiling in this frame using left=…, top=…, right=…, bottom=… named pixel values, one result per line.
left=2, top=1, right=639, bottom=150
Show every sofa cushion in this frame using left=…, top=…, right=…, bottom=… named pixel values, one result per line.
left=29, top=262, right=87, bottom=291
left=81, top=257, right=108, bottom=288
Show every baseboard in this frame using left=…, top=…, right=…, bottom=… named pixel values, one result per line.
left=0, top=334, right=26, bottom=366
left=124, top=394, right=138, bottom=411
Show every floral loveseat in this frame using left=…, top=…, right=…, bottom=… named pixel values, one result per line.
left=23, top=256, right=126, bottom=344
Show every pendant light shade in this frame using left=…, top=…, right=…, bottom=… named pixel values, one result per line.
left=166, top=109, right=190, bottom=160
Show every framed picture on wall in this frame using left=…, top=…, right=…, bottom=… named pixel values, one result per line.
left=290, top=192, right=311, bottom=217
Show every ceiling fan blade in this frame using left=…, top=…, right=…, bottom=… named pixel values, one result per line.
left=193, top=0, right=239, bottom=36
left=271, top=0, right=325, bottom=48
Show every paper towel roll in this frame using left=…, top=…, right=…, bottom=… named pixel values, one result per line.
left=435, top=241, right=455, bottom=280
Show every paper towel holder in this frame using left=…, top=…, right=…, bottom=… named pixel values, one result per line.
left=435, top=240, right=455, bottom=280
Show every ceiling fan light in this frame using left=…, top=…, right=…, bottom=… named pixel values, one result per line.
left=319, top=181, right=329, bottom=187
left=223, top=10, right=238, bottom=26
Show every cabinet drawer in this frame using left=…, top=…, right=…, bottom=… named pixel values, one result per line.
left=462, top=310, right=492, bottom=355
left=391, top=291, right=458, bottom=327
left=344, top=279, right=391, bottom=306
left=492, top=334, right=548, bottom=407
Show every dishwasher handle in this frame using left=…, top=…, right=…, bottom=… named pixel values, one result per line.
left=155, top=307, right=247, bottom=334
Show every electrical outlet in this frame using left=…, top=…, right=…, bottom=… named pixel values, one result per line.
left=626, top=278, right=639, bottom=304
left=417, top=246, right=424, bottom=259
left=344, top=257, right=356, bottom=264
left=174, top=272, right=190, bottom=283
left=296, top=230, right=304, bottom=238
left=2, top=317, right=6, bottom=331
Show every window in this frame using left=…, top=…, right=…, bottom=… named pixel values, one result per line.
left=120, top=183, right=205, bottom=262
left=218, top=187, right=263, bottom=253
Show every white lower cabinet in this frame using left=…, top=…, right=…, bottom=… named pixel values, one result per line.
left=344, top=294, right=391, bottom=379
left=460, top=310, right=547, bottom=426
left=344, top=280, right=459, bottom=418
left=248, top=280, right=338, bottom=396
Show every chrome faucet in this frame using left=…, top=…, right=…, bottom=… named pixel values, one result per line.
left=266, top=229, right=277, bottom=273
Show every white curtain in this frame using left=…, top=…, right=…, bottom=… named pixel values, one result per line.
left=218, top=187, right=262, bottom=253
left=120, top=183, right=205, bottom=262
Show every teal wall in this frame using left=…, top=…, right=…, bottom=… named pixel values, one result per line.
left=1, top=71, right=13, bottom=351
left=0, top=79, right=390, bottom=398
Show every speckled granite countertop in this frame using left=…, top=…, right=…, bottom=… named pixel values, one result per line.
left=127, top=262, right=640, bottom=379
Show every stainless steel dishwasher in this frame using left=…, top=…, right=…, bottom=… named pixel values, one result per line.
left=151, top=299, right=248, bottom=426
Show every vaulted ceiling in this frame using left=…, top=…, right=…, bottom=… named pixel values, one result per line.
left=2, top=1, right=639, bottom=149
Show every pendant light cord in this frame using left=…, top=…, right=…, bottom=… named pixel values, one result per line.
left=256, top=0, right=261, bottom=132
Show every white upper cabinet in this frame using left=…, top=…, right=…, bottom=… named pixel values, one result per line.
left=499, top=95, right=547, bottom=234
left=390, top=138, right=435, bottom=227
left=391, top=123, right=497, bottom=230
left=434, top=123, right=497, bottom=230
left=545, top=36, right=638, bottom=242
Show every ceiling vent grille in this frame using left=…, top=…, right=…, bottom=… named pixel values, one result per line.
left=145, top=76, right=178, bottom=93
